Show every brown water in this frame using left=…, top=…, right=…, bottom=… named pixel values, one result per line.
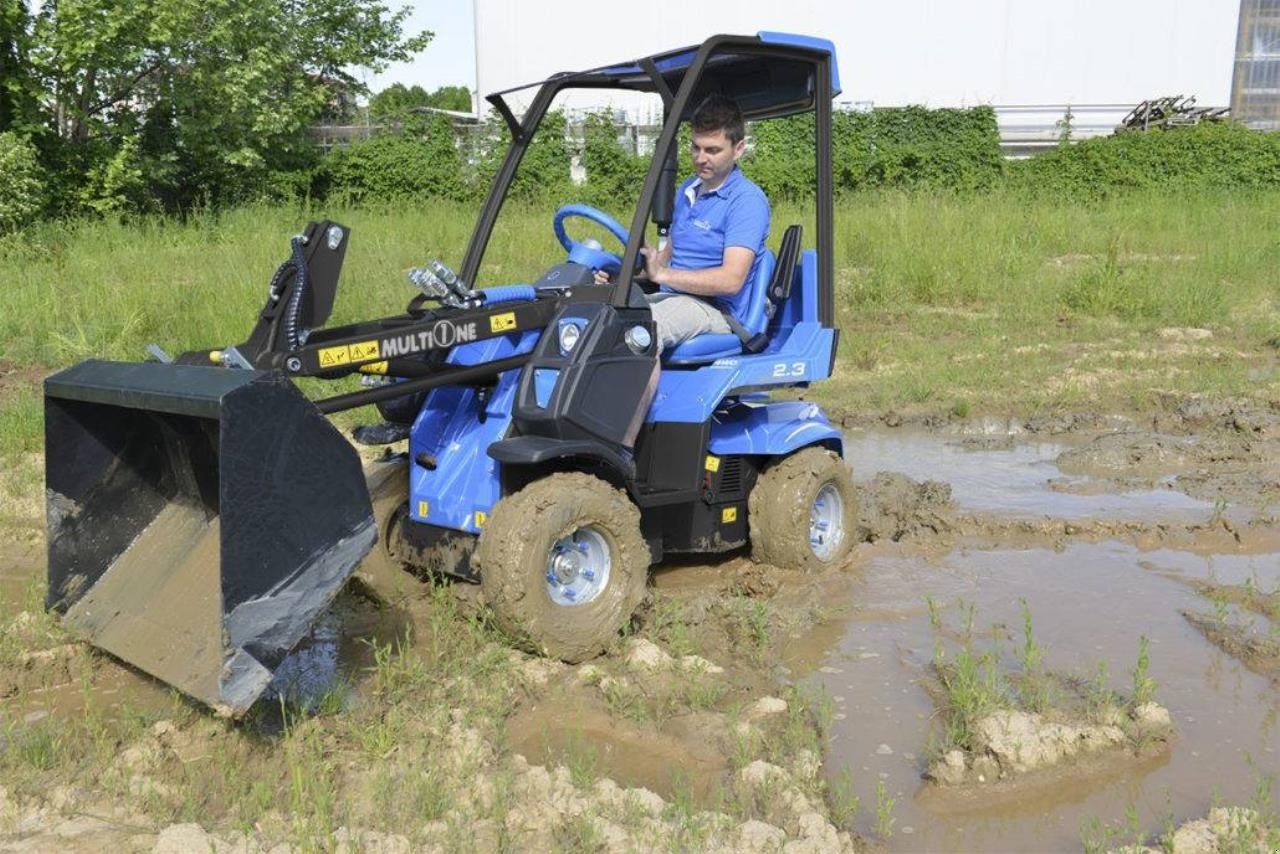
left=842, top=429, right=1215, bottom=521
left=783, top=430, right=1279, bottom=850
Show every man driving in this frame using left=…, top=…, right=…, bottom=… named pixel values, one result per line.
left=596, top=94, right=771, bottom=352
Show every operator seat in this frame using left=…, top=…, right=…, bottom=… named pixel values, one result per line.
left=663, top=224, right=802, bottom=365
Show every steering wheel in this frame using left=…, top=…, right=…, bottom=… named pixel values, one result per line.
left=553, top=204, right=631, bottom=276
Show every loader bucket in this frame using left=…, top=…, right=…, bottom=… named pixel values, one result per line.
left=43, top=360, right=375, bottom=716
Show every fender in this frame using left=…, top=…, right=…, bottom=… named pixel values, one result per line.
left=708, top=400, right=842, bottom=457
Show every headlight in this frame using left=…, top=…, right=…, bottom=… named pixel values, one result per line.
left=558, top=321, right=582, bottom=354
left=624, top=325, right=651, bottom=354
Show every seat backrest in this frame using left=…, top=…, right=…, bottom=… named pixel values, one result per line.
left=735, top=249, right=776, bottom=337
left=767, top=225, right=803, bottom=310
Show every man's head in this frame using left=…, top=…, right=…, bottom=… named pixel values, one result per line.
left=689, top=94, right=746, bottom=190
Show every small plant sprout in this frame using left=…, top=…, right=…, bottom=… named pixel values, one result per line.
left=1019, top=599, right=1043, bottom=673
left=875, top=780, right=897, bottom=840
left=829, top=768, right=859, bottom=830
left=1131, top=635, right=1157, bottom=707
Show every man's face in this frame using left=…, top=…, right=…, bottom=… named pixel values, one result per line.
left=690, top=128, right=746, bottom=189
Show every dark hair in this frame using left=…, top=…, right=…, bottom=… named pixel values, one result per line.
left=691, top=94, right=745, bottom=144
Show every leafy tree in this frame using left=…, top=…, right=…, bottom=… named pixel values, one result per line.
left=369, top=82, right=472, bottom=121
left=0, top=130, right=42, bottom=230
left=0, top=0, right=38, bottom=135
left=425, top=85, right=470, bottom=112
left=25, top=0, right=431, bottom=213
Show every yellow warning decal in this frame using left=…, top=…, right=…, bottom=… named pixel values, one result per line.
left=721, top=506, right=737, bottom=523
left=417, top=500, right=429, bottom=518
left=349, top=340, right=380, bottom=361
left=490, top=311, right=517, bottom=333
left=318, top=340, right=381, bottom=369
left=704, top=455, right=721, bottom=473
left=359, top=361, right=389, bottom=375
left=318, top=344, right=352, bottom=368
left=474, top=510, right=488, bottom=528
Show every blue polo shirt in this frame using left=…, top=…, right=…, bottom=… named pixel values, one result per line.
left=668, top=166, right=771, bottom=324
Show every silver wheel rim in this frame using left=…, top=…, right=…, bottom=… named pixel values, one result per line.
left=809, top=483, right=844, bottom=560
left=545, top=526, right=611, bottom=606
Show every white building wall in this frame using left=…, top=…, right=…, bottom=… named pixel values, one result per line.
left=474, top=0, right=1239, bottom=112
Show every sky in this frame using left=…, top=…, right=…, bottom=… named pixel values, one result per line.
left=357, top=1, right=478, bottom=104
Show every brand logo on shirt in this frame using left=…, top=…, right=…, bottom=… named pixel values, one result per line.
left=692, top=218, right=712, bottom=231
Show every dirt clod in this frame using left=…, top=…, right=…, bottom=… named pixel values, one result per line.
left=858, top=472, right=955, bottom=542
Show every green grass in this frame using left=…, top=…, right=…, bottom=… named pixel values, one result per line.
left=1, top=190, right=1279, bottom=460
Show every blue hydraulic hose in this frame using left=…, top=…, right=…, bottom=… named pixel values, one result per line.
left=482, top=285, right=536, bottom=305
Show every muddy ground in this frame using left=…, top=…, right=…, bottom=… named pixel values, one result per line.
left=1, top=391, right=1278, bottom=851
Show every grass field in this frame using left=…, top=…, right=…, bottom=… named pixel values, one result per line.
left=2, top=190, right=1279, bottom=457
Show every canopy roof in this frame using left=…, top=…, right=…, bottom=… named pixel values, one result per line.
left=488, top=32, right=841, bottom=121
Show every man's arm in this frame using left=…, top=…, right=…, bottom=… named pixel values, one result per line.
left=642, top=244, right=754, bottom=297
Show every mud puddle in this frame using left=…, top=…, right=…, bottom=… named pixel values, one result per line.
left=260, top=586, right=408, bottom=714
left=792, top=541, right=1278, bottom=851
left=843, top=429, right=1220, bottom=521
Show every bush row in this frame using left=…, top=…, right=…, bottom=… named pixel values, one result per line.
left=314, top=109, right=1280, bottom=207
left=5, top=110, right=1279, bottom=233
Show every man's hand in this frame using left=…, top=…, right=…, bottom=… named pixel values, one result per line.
left=593, top=269, right=611, bottom=285
left=640, top=245, right=667, bottom=282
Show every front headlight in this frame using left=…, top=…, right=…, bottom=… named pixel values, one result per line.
left=558, top=322, right=581, bottom=354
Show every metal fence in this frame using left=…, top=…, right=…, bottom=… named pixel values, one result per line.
left=310, top=101, right=1219, bottom=163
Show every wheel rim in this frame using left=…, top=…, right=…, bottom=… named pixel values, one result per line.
left=545, top=526, right=612, bottom=606
left=809, top=483, right=845, bottom=560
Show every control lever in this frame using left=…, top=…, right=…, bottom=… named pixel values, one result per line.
left=407, top=260, right=479, bottom=309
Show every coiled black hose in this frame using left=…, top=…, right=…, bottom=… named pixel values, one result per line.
left=266, top=236, right=310, bottom=350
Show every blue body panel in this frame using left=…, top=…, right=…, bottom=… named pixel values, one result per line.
left=408, top=331, right=540, bottom=533
left=407, top=241, right=837, bottom=536
left=648, top=246, right=833, bottom=423
left=756, top=32, right=840, bottom=95
left=710, top=401, right=842, bottom=456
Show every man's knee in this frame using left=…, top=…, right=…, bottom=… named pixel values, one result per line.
left=646, top=294, right=729, bottom=351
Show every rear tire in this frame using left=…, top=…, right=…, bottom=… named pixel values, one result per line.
left=474, top=472, right=649, bottom=662
left=748, top=446, right=858, bottom=571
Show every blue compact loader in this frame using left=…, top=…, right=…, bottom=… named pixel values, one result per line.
left=42, top=33, right=855, bottom=715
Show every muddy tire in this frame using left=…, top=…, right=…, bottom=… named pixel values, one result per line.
left=475, top=472, right=649, bottom=662
left=354, top=455, right=421, bottom=600
left=748, top=446, right=858, bottom=571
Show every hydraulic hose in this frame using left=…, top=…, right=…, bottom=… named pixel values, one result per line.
left=277, top=236, right=310, bottom=350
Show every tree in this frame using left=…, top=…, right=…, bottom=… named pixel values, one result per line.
left=0, top=0, right=38, bottom=135
left=369, top=82, right=472, bottom=121
left=426, top=85, right=470, bottom=113
left=26, top=0, right=432, bottom=212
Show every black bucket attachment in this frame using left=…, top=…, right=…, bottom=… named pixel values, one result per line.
left=44, top=360, right=375, bottom=716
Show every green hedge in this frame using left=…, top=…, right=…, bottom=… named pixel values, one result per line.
left=315, top=113, right=468, bottom=203
left=315, top=106, right=1006, bottom=205
left=0, top=132, right=43, bottom=232
left=748, top=106, right=1005, bottom=197
left=1007, top=121, right=1280, bottom=199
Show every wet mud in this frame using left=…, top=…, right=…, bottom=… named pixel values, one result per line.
left=2, top=410, right=1279, bottom=850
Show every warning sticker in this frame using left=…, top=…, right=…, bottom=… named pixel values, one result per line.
left=489, top=311, right=517, bottom=333
left=318, top=340, right=381, bottom=369
left=704, top=455, right=721, bottom=473
left=721, top=506, right=737, bottom=523
left=417, top=500, right=429, bottom=518
left=318, top=345, right=352, bottom=368
left=360, top=361, right=389, bottom=375
left=474, top=510, right=488, bottom=528
left=349, top=340, right=380, bottom=361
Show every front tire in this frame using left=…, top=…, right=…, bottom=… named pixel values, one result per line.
left=474, top=472, right=649, bottom=662
left=748, top=446, right=858, bottom=571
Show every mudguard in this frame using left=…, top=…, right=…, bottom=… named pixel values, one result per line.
left=708, top=400, right=842, bottom=457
